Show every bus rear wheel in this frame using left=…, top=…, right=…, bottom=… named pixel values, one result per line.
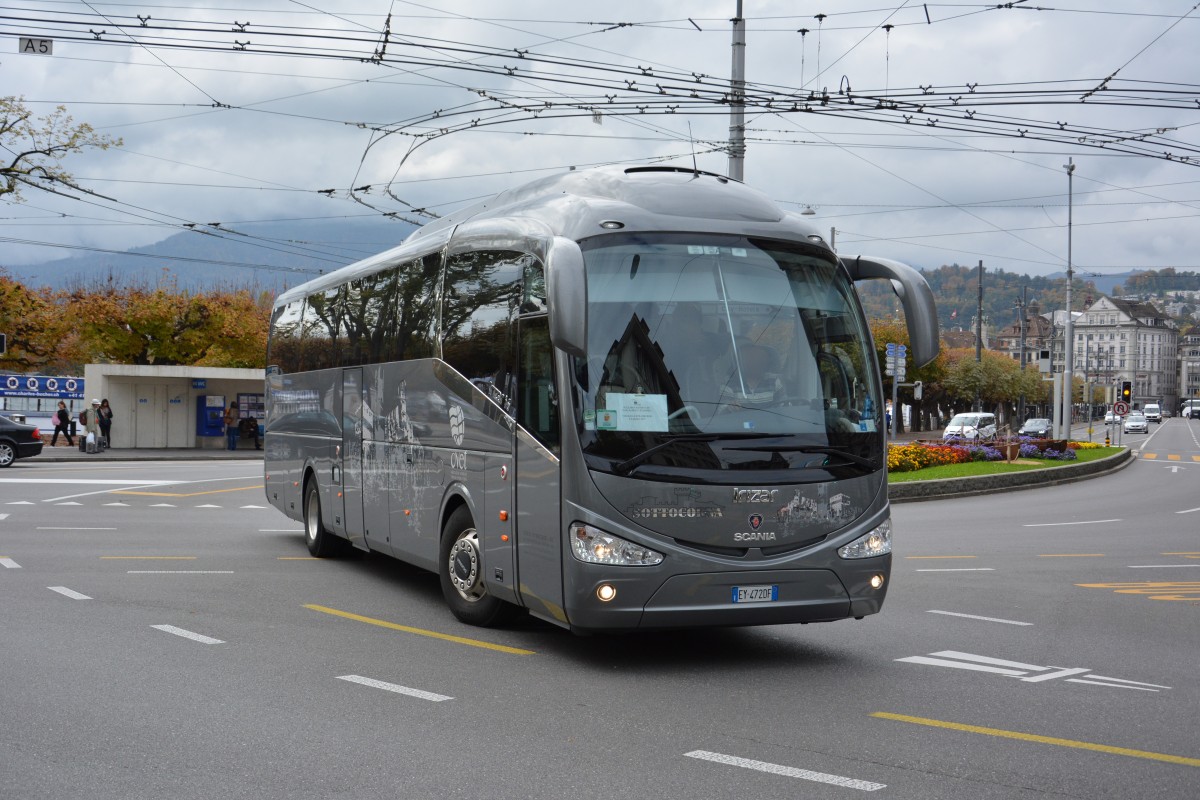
left=303, top=479, right=343, bottom=558
left=439, top=506, right=517, bottom=627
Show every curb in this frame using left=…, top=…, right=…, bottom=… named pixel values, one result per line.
left=887, top=447, right=1134, bottom=503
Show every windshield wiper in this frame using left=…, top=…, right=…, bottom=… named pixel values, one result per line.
left=722, top=444, right=876, bottom=470
left=613, top=432, right=776, bottom=476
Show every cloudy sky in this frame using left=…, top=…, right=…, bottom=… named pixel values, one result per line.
left=3, top=1, right=1198, bottom=281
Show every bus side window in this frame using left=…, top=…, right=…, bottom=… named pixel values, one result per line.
left=517, top=316, right=559, bottom=454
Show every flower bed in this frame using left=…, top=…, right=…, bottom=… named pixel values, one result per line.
left=888, top=439, right=1079, bottom=473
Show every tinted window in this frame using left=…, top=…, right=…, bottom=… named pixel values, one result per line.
left=442, top=250, right=545, bottom=413
left=300, top=287, right=343, bottom=371
left=517, top=316, right=559, bottom=453
left=268, top=300, right=305, bottom=373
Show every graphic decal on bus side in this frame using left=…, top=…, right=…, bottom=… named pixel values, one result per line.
left=626, top=487, right=724, bottom=520
left=775, top=486, right=858, bottom=538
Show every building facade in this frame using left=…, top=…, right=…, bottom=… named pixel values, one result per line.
left=1071, top=297, right=1178, bottom=410
left=1179, top=332, right=1200, bottom=410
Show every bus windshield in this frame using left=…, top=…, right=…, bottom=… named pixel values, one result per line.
left=573, top=232, right=884, bottom=480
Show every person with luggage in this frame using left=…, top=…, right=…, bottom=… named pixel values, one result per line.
left=80, top=398, right=102, bottom=453
left=51, top=400, right=75, bottom=447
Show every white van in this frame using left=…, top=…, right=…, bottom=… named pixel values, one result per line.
left=942, top=412, right=997, bottom=441
left=1143, top=403, right=1161, bottom=423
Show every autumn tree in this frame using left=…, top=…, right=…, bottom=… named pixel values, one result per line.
left=1, top=96, right=121, bottom=202
left=0, top=272, right=73, bottom=370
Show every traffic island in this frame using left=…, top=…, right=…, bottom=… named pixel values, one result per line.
left=888, top=447, right=1133, bottom=503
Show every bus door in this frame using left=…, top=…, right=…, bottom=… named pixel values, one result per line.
left=341, top=367, right=367, bottom=550
left=513, top=316, right=565, bottom=623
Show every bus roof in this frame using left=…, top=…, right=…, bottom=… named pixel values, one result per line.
left=275, top=165, right=828, bottom=308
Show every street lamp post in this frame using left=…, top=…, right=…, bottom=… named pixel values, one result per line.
left=1060, top=158, right=1076, bottom=439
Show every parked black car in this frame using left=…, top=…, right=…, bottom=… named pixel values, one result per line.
left=0, top=416, right=44, bottom=467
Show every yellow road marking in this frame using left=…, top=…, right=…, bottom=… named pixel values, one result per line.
left=304, top=604, right=535, bottom=655
left=902, top=556, right=979, bottom=563
left=1039, top=553, right=1105, bottom=557
left=1142, top=453, right=1158, bottom=459
left=871, top=712, right=1200, bottom=767
left=1077, top=581, right=1200, bottom=602
left=1168, top=454, right=1182, bottom=461
left=100, top=556, right=197, bottom=560
left=1193, top=456, right=1200, bottom=463
left=114, top=484, right=263, bottom=498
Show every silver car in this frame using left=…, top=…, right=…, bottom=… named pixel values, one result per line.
left=1123, top=412, right=1148, bottom=434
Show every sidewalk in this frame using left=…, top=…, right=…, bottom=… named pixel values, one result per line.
left=36, top=442, right=263, bottom=462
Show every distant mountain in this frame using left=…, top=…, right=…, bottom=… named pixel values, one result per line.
left=1046, top=270, right=1133, bottom=295
left=5, top=218, right=416, bottom=294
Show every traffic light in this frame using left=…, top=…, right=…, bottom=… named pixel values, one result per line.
left=1120, top=381, right=1132, bottom=403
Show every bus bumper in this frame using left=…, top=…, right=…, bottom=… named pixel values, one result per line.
left=564, top=559, right=889, bottom=632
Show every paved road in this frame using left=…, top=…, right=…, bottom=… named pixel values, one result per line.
left=1, top=422, right=1197, bottom=799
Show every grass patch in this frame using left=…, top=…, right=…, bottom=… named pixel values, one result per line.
left=888, top=446, right=1123, bottom=482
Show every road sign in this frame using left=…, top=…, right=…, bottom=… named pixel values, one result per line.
left=1113, top=401, right=1130, bottom=415
left=19, top=38, right=54, bottom=54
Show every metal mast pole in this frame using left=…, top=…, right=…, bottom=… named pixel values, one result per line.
left=1017, top=286, right=1027, bottom=422
left=1061, top=158, right=1076, bottom=439
left=975, top=260, right=983, bottom=413
left=728, top=1, right=746, bottom=181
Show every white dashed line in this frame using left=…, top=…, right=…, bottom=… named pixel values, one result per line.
left=684, top=750, right=885, bottom=792
left=336, top=675, right=453, bottom=702
left=0, top=557, right=21, bottom=569
left=1023, top=519, right=1121, bottom=527
left=1128, top=564, right=1200, bottom=569
left=48, top=586, right=92, bottom=600
left=259, top=529, right=303, bottom=533
left=37, top=527, right=118, bottom=531
left=151, top=625, right=224, bottom=645
left=927, top=610, right=1032, bottom=626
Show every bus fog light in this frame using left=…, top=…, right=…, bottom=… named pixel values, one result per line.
left=569, top=523, right=664, bottom=566
left=838, top=520, right=892, bottom=559
left=869, top=574, right=885, bottom=590
left=596, top=584, right=617, bottom=602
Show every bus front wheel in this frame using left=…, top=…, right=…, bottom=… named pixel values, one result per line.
left=303, top=480, right=343, bottom=558
left=440, top=506, right=517, bottom=627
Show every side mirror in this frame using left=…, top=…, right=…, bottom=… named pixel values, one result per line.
left=842, top=255, right=940, bottom=367
left=546, top=236, right=587, bottom=358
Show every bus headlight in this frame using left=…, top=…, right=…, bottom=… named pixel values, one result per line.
left=569, top=523, right=664, bottom=566
left=838, top=519, right=892, bottom=559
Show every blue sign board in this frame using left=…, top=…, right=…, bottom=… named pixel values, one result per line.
left=192, top=379, right=207, bottom=389
left=0, top=374, right=85, bottom=400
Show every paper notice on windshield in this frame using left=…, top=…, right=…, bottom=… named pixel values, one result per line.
left=604, top=393, right=669, bottom=432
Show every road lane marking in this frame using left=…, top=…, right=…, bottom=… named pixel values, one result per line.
left=0, top=478, right=176, bottom=485
left=1078, top=581, right=1200, bottom=601
left=128, top=570, right=234, bottom=574
left=151, top=625, right=224, bottom=645
left=195, top=504, right=222, bottom=508
left=1168, top=454, right=1182, bottom=461
left=335, top=675, right=452, bottom=702
left=683, top=750, right=884, bottom=791
left=0, top=557, right=21, bottom=568
left=895, top=651, right=1169, bottom=692
left=149, top=503, right=176, bottom=507
left=1023, top=519, right=1121, bottom=527
left=48, top=586, right=92, bottom=600
left=241, top=505, right=266, bottom=509
left=0, top=513, right=7, bottom=520
left=915, top=568, right=995, bottom=572
left=871, top=713, right=1200, bottom=767
left=1038, top=553, right=1105, bottom=557
left=1142, top=453, right=1158, bottom=459
left=38, top=527, right=118, bottom=531
left=101, top=556, right=196, bottom=560
left=1175, top=507, right=1200, bottom=514
left=902, top=556, right=969, bottom=563
left=115, top=484, right=263, bottom=498
left=5, top=501, right=34, bottom=505
left=260, top=529, right=303, bottom=533
left=1128, top=564, right=1200, bottom=569
left=278, top=556, right=320, bottom=560
left=927, top=610, right=1033, bottom=626
left=304, top=604, right=535, bottom=656
left=1162, top=552, right=1200, bottom=555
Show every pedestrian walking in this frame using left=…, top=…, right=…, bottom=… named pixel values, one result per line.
left=51, top=400, right=75, bottom=447
left=98, top=398, right=113, bottom=447
left=223, top=401, right=240, bottom=451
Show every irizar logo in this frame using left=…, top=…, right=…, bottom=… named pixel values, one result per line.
left=448, top=405, right=465, bottom=447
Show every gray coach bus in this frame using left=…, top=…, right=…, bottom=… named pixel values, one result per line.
left=265, top=166, right=938, bottom=632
